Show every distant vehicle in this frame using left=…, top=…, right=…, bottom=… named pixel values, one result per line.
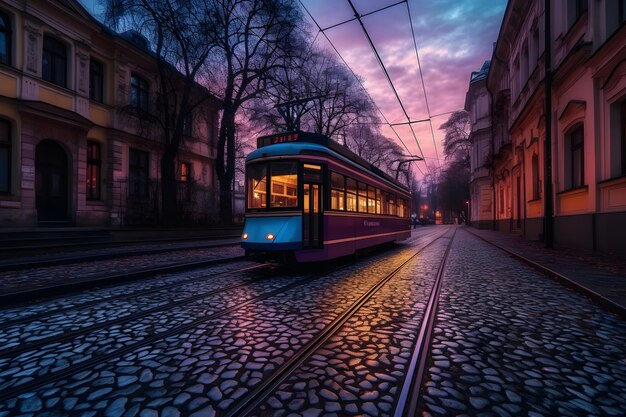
left=241, top=131, right=412, bottom=262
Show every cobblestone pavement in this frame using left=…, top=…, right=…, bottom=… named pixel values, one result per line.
left=418, top=230, right=626, bottom=417
left=0, top=244, right=244, bottom=295
left=252, top=233, right=452, bottom=416
left=0, top=230, right=441, bottom=416
left=1, top=226, right=624, bottom=417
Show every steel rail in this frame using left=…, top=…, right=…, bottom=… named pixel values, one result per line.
left=0, top=262, right=350, bottom=402
left=0, top=239, right=240, bottom=272
left=0, top=255, right=246, bottom=306
left=225, top=228, right=451, bottom=416
left=0, top=261, right=266, bottom=330
left=393, top=228, right=456, bottom=416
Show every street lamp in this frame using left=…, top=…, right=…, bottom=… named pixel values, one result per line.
left=465, top=200, right=470, bottom=225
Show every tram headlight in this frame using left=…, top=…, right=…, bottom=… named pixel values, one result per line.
left=265, top=233, right=275, bottom=240
left=242, top=233, right=249, bottom=240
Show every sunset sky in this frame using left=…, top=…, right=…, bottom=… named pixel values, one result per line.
left=80, top=0, right=508, bottom=180
left=301, top=0, right=508, bottom=179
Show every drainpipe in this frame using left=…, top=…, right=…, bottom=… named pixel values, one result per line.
left=544, top=0, right=554, bottom=248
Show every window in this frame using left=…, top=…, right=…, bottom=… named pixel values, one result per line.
left=247, top=163, right=267, bottom=209
left=531, top=153, right=541, bottom=199
left=357, top=181, right=367, bottom=212
left=387, top=193, right=396, bottom=216
left=86, top=141, right=101, bottom=200
left=42, top=36, right=67, bottom=87
left=0, top=11, right=11, bottom=65
left=179, top=161, right=192, bottom=182
left=89, top=59, right=104, bottom=103
left=568, top=125, right=584, bottom=188
left=0, top=118, right=10, bottom=192
left=376, top=188, right=381, bottom=214
left=367, top=185, right=376, bottom=214
left=129, top=148, right=149, bottom=198
left=346, top=178, right=357, bottom=212
left=331, top=172, right=345, bottom=210
left=130, top=73, right=149, bottom=113
left=270, top=162, right=298, bottom=208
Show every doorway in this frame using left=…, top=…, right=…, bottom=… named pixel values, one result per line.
left=302, top=164, right=323, bottom=249
left=36, top=140, right=69, bottom=221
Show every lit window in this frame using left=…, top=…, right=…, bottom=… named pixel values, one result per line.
left=86, top=141, right=101, bottom=200
left=247, top=163, right=267, bottom=209
left=331, top=172, right=345, bottom=210
left=270, top=162, right=298, bottom=208
left=179, top=161, right=192, bottom=182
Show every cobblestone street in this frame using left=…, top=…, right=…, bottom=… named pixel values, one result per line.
left=0, top=226, right=625, bottom=417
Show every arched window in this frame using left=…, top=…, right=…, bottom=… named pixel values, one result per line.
left=42, top=35, right=67, bottom=87
left=0, top=11, right=11, bottom=65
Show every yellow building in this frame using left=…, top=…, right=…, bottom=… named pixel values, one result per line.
left=469, top=0, right=626, bottom=256
left=0, top=0, right=220, bottom=227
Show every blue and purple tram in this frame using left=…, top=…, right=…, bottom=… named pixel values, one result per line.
left=241, top=131, right=411, bottom=262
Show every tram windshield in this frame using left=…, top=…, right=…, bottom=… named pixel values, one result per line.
left=246, top=161, right=298, bottom=209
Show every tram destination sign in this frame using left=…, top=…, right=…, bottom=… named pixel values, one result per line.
left=257, top=131, right=329, bottom=149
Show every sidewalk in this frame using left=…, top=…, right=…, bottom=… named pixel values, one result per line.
left=466, top=226, right=626, bottom=317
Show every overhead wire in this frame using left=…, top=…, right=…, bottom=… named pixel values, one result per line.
left=345, top=0, right=430, bottom=175
left=406, top=0, right=440, bottom=167
left=298, top=0, right=415, bottom=158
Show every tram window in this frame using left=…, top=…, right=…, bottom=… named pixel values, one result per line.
left=247, top=163, right=267, bottom=209
left=303, top=163, right=322, bottom=182
left=367, top=185, right=376, bottom=214
left=398, top=198, right=405, bottom=218
left=346, top=178, right=357, bottom=212
left=357, top=181, right=367, bottom=212
left=387, top=193, right=397, bottom=216
left=270, top=161, right=298, bottom=207
left=376, top=188, right=381, bottom=214
left=331, top=172, right=345, bottom=210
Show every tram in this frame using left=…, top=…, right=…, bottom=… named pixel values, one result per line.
left=241, top=131, right=411, bottom=262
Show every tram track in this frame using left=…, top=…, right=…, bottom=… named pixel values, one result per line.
left=394, top=228, right=456, bottom=417
left=463, top=228, right=626, bottom=318
left=0, top=239, right=240, bottom=272
left=0, top=228, right=448, bottom=405
left=225, top=228, right=455, bottom=416
left=0, top=254, right=246, bottom=306
left=0, top=263, right=272, bottom=356
left=0, top=259, right=259, bottom=328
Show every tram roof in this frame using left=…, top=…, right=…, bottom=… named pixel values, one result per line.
left=247, top=131, right=409, bottom=193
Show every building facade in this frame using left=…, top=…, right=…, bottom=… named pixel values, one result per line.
left=465, top=60, right=494, bottom=229
left=0, top=0, right=220, bottom=227
left=467, top=0, right=626, bottom=256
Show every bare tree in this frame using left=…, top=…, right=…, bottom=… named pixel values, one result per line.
left=202, top=0, right=302, bottom=223
left=437, top=110, right=471, bottom=219
left=439, top=110, right=471, bottom=163
left=103, top=0, right=215, bottom=224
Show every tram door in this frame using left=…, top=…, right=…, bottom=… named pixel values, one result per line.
left=302, top=164, right=323, bottom=249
